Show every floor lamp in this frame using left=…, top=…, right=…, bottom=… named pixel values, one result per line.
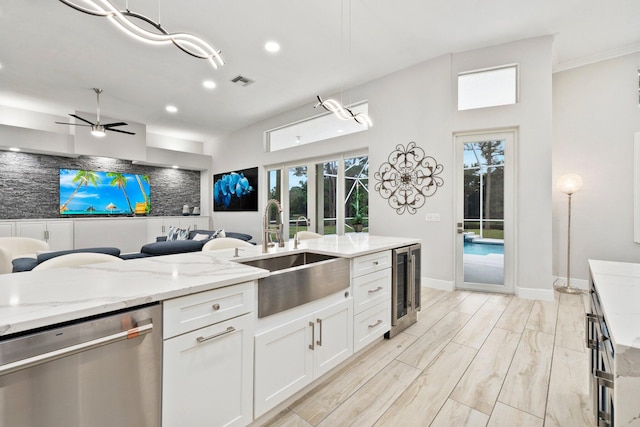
left=555, top=173, right=584, bottom=294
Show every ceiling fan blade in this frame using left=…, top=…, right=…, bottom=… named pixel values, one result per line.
left=106, top=128, right=136, bottom=135
left=54, top=122, right=92, bottom=127
left=69, top=114, right=95, bottom=126
left=103, top=122, right=128, bottom=128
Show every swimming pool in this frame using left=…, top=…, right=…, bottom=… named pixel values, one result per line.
left=464, top=240, right=504, bottom=256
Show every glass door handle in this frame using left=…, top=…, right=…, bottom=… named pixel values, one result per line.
left=457, top=228, right=465, bottom=234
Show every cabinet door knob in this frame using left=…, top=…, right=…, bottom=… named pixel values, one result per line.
left=373, top=261, right=379, bottom=265
left=212, top=303, right=220, bottom=311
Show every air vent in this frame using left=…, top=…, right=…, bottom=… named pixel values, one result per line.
left=231, top=75, right=254, bottom=87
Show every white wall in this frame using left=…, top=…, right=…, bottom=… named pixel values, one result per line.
left=553, top=51, right=640, bottom=282
left=212, top=36, right=554, bottom=296
left=452, top=36, right=554, bottom=297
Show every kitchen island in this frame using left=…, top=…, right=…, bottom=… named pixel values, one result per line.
left=588, top=260, right=640, bottom=427
left=0, top=233, right=417, bottom=336
left=0, top=233, right=419, bottom=427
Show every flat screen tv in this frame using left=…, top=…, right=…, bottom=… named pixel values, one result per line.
left=59, top=169, right=150, bottom=216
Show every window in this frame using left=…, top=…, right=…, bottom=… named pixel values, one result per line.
left=266, top=152, right=368, bottom=238
left=266, top=102, right=370, bottom=152
left=288, top=165, right=308, bottom=237
left=344, top=156, right=368, bottom=233
left=316, top=161, right=338, bottom=234
left=458, top=64, right=518, bottom=111
left=463, top=140, right=505, bottom=239
left=266, top=169, right=282, bottom=233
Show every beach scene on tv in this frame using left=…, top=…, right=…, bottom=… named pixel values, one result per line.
left=59, top=169, right=150, bottom=216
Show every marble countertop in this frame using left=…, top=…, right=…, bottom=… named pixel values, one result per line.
left=0, top=234, right=418, bottom=337
left=588, top=259, right=640, bottom=350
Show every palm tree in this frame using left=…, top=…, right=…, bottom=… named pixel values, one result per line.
left=135, top=174, right=150, bottom=211
left=60, top=170, right=100, bottom=213
left=107, top=172, right=133, bottom=213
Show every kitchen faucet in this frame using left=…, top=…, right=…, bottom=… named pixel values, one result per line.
left=262, top=199, right=285, bottom=253
left=293, top=216, right=310, bottom=249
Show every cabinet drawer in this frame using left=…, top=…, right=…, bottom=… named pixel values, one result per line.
left=354, top=301, right=390, bottom=353
left=351, top=251, right=392, bottom=278
left=164, top=281, right=254, bottom=339
left=353, top=268, right=391, bottom=315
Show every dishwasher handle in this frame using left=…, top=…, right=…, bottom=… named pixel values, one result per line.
left=0, top=323, right=154, bottom=377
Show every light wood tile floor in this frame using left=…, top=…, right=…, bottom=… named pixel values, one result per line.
left=257, top=288, right=591, bottom=427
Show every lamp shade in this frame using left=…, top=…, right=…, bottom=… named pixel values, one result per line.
left=557, top=174, right=583, bottom=195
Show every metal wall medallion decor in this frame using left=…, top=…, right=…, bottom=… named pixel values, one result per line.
left=374, top=142, right=444, bottom=215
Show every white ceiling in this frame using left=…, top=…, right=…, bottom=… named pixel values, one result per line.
left=0, top=0, right=639, bottom=144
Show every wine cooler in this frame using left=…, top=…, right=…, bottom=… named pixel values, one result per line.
left=385, top=243, right=421, bottom=338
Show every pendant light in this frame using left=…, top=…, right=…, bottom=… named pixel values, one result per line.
left=315, top=0, right=372, bottom=126
left=58, top=0, right=224, bottom=69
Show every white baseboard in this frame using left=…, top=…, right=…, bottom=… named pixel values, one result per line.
left=422, top=276, right=584, bottom=302
left=422, top=277, right=454, bottom=291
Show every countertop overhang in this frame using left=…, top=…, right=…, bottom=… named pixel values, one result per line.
left=0, top=234, right=419, bottom=336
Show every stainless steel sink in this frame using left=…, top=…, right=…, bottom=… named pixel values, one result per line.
left=238, top=252, right=350, bottom=317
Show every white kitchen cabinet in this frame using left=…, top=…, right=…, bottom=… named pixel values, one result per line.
left=163, top=281, right=254, bottom=339
left=180, top=216, right=210, bottom=231
left=352, top=268, right=392, bottom=315
left=351, top=250, right=392, bottom=352
left=353, top=301, right=391, bottom=353
left=351, top=250, right=392, bottom=277
left=74, top=218, right=147, bottom=253
left=146, top=218, right=167, bottom=242
left=0, top=222, right=15, bottom=237
left=163, top=282, right=254, bottom=427
left=163, top=313, right=254, bottom=427
left=313, top=298, right=354, bottom=377
left=254, top=297, right=353, bottom=417
left=16, top=220, right=73, bottom=251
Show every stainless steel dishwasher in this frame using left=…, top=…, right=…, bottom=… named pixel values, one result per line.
left=0, top=303, right=162, bottom=427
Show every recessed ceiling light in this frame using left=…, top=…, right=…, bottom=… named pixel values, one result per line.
left=202, top=80, right=216, bottom=89
left=172, top=165, right=179, bottom=169
left=9, top=147, right=20, bottom=152
left=337, top=129, right=344, bottom=133
left=166, top=105, right=178, bottom=113
left=265, top=41, right=280, bottom=53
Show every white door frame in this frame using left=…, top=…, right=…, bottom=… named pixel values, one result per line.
left=454, top=129, right=516, bottom=294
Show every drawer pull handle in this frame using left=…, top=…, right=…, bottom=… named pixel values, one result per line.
left=373, top=261, right=379, bottom=265
left=316, top=318, right=323, bottom=347
left=212, top=304, right=220, bottom=311
left=368, top=286, right=384, bottom=294
left=196, top=326, right=235, bottom=343
left=368, top=319, right=383, bottom=329
left=309, top=322, right=315, bottom=350
left=595, top=370, right=614, bottom=389
left=585, top=313, right=598, bottom=349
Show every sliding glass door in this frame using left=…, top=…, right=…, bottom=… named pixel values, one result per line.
left=266, top=153, right=368, bottom=239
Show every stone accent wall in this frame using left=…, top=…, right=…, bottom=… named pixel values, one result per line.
left=0, top=152, right=201, bottom=219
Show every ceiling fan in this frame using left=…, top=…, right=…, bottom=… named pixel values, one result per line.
left=55, top=88, right=135, bottom=137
